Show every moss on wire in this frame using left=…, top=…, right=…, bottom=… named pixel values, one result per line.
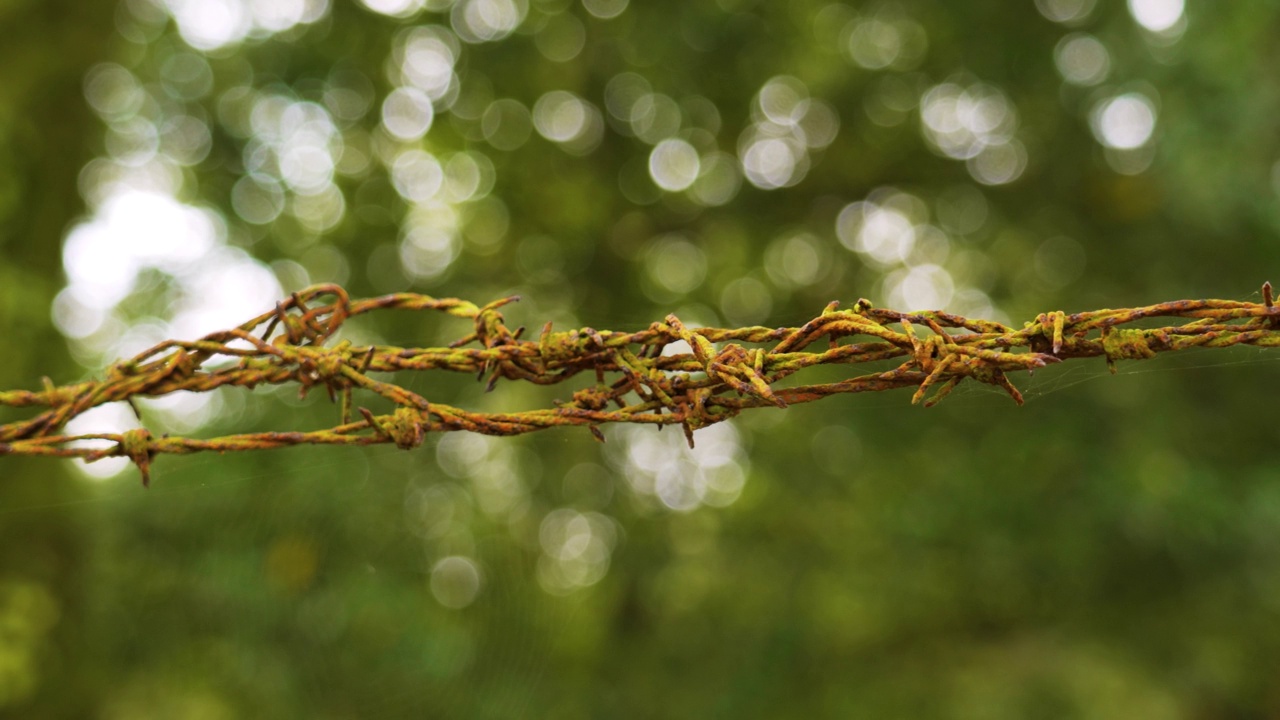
left=3, top=282, right=1279, bottom=487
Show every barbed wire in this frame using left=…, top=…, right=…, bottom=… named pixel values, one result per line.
left=3, top=282, right=1278, bottom=487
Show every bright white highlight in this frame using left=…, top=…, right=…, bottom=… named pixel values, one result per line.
left=57, top=187, right=282, bottom=474
left=885, top=264, right=955, bottom=311
left=162, top=0, right=329, bottom=51
left=381, top=87, right=436, bottom=141
left=608, top=422, right=748, bottom=513
left=63, top=192, right=214, bottom=307
left=63, top=403, right=144, bottom=480
left=358, top=0, right=425, bottom=17
left=737, top=76, right=839, bottom=191
left=919, top=80, right=1025, bottom=185
left=1092, top=93, right=1157, bottom=150
left=534, top=92, right=588, bottom=143
left=648, top=139, right=701, bottom=192
left=397, top=27, right=458, bottom=101
left=1128, top=0, right=1184, bottom=33
left=836, top=201, right=916, bottom=267
left=452, top=0, right=527, bottom=43
left=391, top=149, right=445, bottom=204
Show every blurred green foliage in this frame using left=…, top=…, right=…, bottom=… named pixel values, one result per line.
left=5, top=0, right=1280, bottom=717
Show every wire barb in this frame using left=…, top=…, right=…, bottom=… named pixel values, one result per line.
left=3, top=282, right=1280, bottom=487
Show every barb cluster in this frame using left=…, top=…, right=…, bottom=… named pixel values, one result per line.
left=3, top=283, right=1279, bottom=486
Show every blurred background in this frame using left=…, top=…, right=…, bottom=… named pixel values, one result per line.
left=3, top=0, right=1280, bottom=717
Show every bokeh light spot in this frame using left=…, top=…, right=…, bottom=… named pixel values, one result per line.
left=837, top=198, right=917, bottom=267
left=740, top=136, right=804, bottom=190
left=966, top=139, right=1027, bottom=186
left=63, top=191, right=215, bottom=306
left=533, top=90, right=590, bottom=143
left=581, top=0, right=627, bottom=20
left=430, top=556, right=483, bottom=609
left=535, top=12, right=587, bottom=62
left=160, top=114, right=213, bottom=166
left=291, top=184, right=346, bottom=234
left=397, top=26, right=459, bottom=101
left=648, top=139, right=701, bottom=192
left=161, top=0, right=328, bottom=51
left=796, top=99, right=841, bottom=149
left=64, top=404, right=143, bottom=480
left=481, top=98, right=533, bottom=151
left=1092, top=93, right=1157, bottom=150
left=629, top=93, right=682, bottom=145
left=163, top=0, right=250, bottom=50
left=400, top=226, right=460, bottom=282
left=391, top=149, right=445, bottom=204
left=843, top=9, right=928, bottom=70
left=920, top=81, right=1018, bottom=160
left=764, top=233, right=823, bottom=289
left=606, top=422, right=749, bottom=513
left=1055, top=33, right=1111, bottom=86
left=381, top=86, right=436, bottom=141
left=359, top=0, right=426, bottom=18
left=441, top=151, right=485, bottom=202
left=847, top=17, right=900, bottom=69
left=453, top=0, right=528, bottom=43
left=159, top=53, right=213, bottom=101
left=644, top=235, right=707, bottom=296
left=537, top=509, right=618, bottom=595
left=231, top=175, right=286, bottom=225
left=605, top=72, right=651, bottom=134
left=84, top=64, right=145, bottom=122
left=689, top=152, right=742, bottom=207
left=105, top=118, right=160, bottom=167
left=1034, top=0, right=1096, bottom=25
left=756, top=76, right=809, bottom=126
left=884, top=263, right=955, bottom=311
left=1128, top=0, right=1184, bottom=33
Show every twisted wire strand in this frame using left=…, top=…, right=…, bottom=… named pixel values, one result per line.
left=3, top=282, right=1278, bottom=487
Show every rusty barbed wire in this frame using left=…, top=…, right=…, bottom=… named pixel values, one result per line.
left=3, top=282, right=1279, bottom=487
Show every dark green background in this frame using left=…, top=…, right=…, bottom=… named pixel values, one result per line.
left=3, top=1, right=1280, bottom=717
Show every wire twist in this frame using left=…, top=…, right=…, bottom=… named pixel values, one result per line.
left=3, top=282, right=1279, bottom=486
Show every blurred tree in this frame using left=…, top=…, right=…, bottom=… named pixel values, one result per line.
left=0, top=0, right=123, bottom=714
left=7, top=0, right=1280, bottom=717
